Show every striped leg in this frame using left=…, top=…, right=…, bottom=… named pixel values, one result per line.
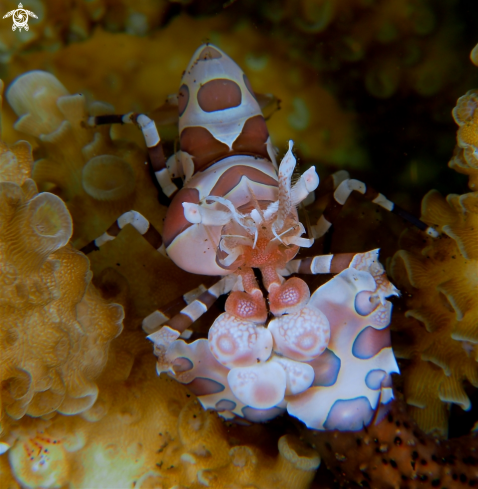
left=314, top=170, right=350, bottom=199
left=284, top=252, right=373, bottom=276
left=142, top=283, right=208, bottom=334
left=87, top=112, right=178, bottom=198
left=283, top=249, right=399, bottom=302
left=145, top=275, right=237, bottom=335
left=311, top=176, right=439, bottom=239
left=80, top=210, right=164, bottom=255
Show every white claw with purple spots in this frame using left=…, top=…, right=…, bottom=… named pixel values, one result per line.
left=150, top=259, right=399, bottom=430
left=268, top=306, right=330, bottom=361
left=208, top=313, right=273, bottom=368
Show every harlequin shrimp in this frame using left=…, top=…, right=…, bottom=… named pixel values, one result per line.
left=83, top=44, right=438, bottom=431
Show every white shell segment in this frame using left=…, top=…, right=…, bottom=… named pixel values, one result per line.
left=165, top=339, right=229, bottom=385
left=147, top=326, right=181, bottom=375
left=227, top=361, right=286, bottom=409
left=208, top=313, right=273, bottom=368
left=160, top=339, right=248, bottom=418
left=349, top=249, right=399, bottom=302
left=179, top=44, right=263, bottom=149
left=182, top=202, right=232, bottom=225
left=287, top=347, right=398, bottom=431
left=290, top=166, right=319, bottom=206
left=165, top=221, right=231, bottom=276
left=287, top=268, right=399, bottom=430
left=186, top=154, right=278, bottom=201
left=117, top=210, right=149, bottom=234
left=333, top=178, right=366, bottom=205
left=268, top=306, right=330, bottom=361
left=270, top=356, right=315, bottom=396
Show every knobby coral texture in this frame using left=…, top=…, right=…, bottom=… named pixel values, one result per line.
left=0, top=79, right=123, bottom=428
left=4, top=354, right=322, bottom=489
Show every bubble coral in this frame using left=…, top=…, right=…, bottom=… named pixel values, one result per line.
left=0, top=79, right=123, bottom=435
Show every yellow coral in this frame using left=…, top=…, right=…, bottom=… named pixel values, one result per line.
left=449, top=89, right=478, bottom=190
left=4, top=68, right=205, bottom=324
left=4, top=349, right=320, bottom=489
left=0, top=0, right=174, bottom=63
left=389, top=89, right=478, bottom=435
left=5, top=70, right=149, bottom=241
left=0, top=80, right=123, bottom=435
left=2, top=2, right=469, bottom=483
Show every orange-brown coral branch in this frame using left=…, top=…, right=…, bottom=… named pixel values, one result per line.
left=302, top=399, right=478, bottom=488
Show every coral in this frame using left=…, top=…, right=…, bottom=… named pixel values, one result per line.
left=390, top=193, right=478, bottom=435
left=0, top=80, right=123, bottom=435
left=0, top=0, right=178, bottom=63
left=4, top=346, right=321, bottom=489
left=6, top=69, right=150, bottom=243
left=226, top=0, right=471, bottom=200
left=1, top=0, right=472, bottom=197
left=241, top=0, right=460, bottom=99
left=302, top=399, right=478, bottom=488
left=389, top=71, right=478, bottom=435
left=449, top=88, right=478, bottom=190
left=5, top=68, right=200, bottom=322
left=2, top=3, right=478, bottom=487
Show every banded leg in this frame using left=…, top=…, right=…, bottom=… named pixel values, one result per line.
left=80, top=210, right=164, bottom=255
left=87, top=112, right=178, bottom=198
left=283, top=249, right=399, bottom=302
left=311, top=175, right=439, bottom=238
left=284, top=252, right=368, bottom=276
left=146, top=276, right=237, bottom=348
left=142, top=283, right=209, bottom=334
left=313, top=170, right=350, bottom=200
